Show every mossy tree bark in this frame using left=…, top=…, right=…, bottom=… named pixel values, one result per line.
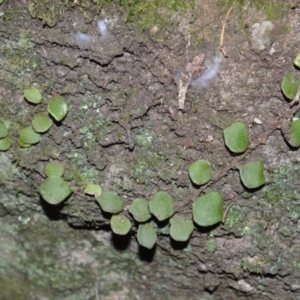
left=1, top=1, right=300, bottom=299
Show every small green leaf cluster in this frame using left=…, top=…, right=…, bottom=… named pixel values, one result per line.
left=223, top=122, right=265, bottom=189
left=38, top=162, right=73, bottom=205
left=188, top=121, right=265, bottom=227
left=281, top=55, right=300, bottom=147
left=134, top=192, right=194, bottom=248
left=0, top=121, right=11, bottom=151
left=96, top=191, right=132, bottom=236
left=18, top=87, right=68, bottom=148
left=92, top=120, right=267, bottom=249
left=0, top=87, right=69, bottom=150
left=96, top=189, right=193, bottom=249
left=188, top=160, right=224, bottom=227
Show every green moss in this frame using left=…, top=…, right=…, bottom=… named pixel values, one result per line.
left=27, top=1, right=80, bottom=27
left=29, top=0, right=194, bottom=31
left=206, top=239, right=217, bottom=253
left=224, top=205, right=243, bottom=229
left=2, top=34, right=41, bottom=90
left=134, top=128, right=153, bottom=147
left=241, top=258, right=264, bottom=274
left=264, top=164, right=300, bottom=210
left=67, top=164, right=99, bottom=186
left=118, top=0, right=195, bottom=30
left=132, top=153, right=163, bottom=184
left=282, top=24, right=291, bottom=33
left=17, top=30, right=33, bottom=50
left=279, top=226, right=292, bottom=237
left=29, top=1, right=65, bottom=27
left=264, top=2, right=289, bottom=19
left=219, top=0, right=289, bottom=21
left=0, top=273, right=30, bottom=300
left=1, top=9, right=25, bottom=22
left=293, top=260, right=300, bottom=271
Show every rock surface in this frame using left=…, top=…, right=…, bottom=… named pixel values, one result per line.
left=1, top=1, right=300, bottom=299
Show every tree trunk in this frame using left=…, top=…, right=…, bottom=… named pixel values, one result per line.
left=1, top=1, right=300, bottom=299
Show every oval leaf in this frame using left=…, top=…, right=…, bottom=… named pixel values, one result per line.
left=84, top=184, right=102, bottom=198
left=239, top=161, right=265, bottom=189
left=188, top=159, right=211, bottom=185
left=32, top=112, right=53, bottom=133
left=48, top=96, right=68, bottom=122
left=281, top=74, right=300, bottom=100
left=192, top=192, right=224, bottom=227
left=288, top=119, right=300, bottom=147
left=149, top=191, right=174, bottom=222
left=17, top=137, right=31, bottom=148
left=294, top=54, right=300, bottom=68
left=129, top=198, right=151, bottom=223
left=0, top=136, right=11, bottom=151
left=223, top=122, right=249, bottom=153
left=137, top=223, right=157, bottom=249
left=96, top=191, right=124, bottom=214
left=0, top=121, right=8, bottom=139
left=170, top=215, right=194, bottom=242
left=38, top=176, right=73, bottom=205
left=111, top=214, right=131, bottom=235
left=44, top=162, right=65, bottom=177
left=24, top=87, right=42, bottom=104
left=19, top=126, right=40, bottom=144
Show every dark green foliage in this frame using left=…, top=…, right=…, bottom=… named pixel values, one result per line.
left=137, top=223, right=157, bottom=249
left=239, top=161, right=265, bottom=189
left=149, top=191, right=174, bottom=222
left=24, top=87, right=42, bottom=104
left=19, top=126, right=40, bottom=145
left=188, top=159, right=212, bottom=186
left=111, top=214, right=131, bottom=235
left=289, top=119, right=300, bottom=147
left=38, top=176, right=73, bottom=205
left=193, top=192, right=224, bottom=227
left=96, top=191, right=124, bottom=214
left=0, top=121, right=8, bottom=139
left=0, top=136, right=11, bottom=151
left=129, top=198, right=151, bottom=222
left=223, top=122, right=249, bottom=153
left=32, top=113, right=53, bottom=133
left=48, top=96, right=68, bottom=122
left=170, top=215, right=194, bottom=242
left=44, top=162, right=65, bottom=177
left=281, top=74, right=300, bottom=100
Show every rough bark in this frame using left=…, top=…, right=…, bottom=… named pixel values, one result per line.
left=1, top=1, right=300, bottom=299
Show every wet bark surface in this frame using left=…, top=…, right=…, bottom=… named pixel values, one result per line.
left=1, top=1, right=300, bottom=299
